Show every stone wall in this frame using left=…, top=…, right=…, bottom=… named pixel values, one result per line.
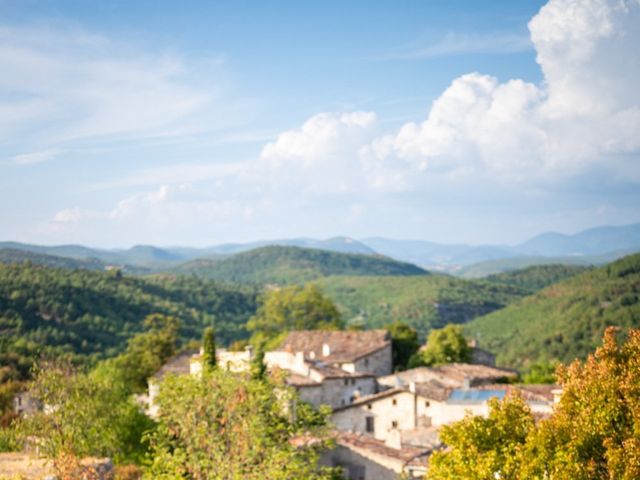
left=352, top=345, right=393, bottom=376
left=320, top=445, right=401, bottom=480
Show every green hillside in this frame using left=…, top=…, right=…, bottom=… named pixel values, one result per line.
left=483, top=264, right=591, bottom=293
left=455, top=252, right=628, bottom=278
left=0, top=248, right=107, bottom=271
left=0, top=263, right=258, bottom=381
left=174, top=245, right=428, bottom=284
left=465, top=253, right=640, bottom=368
left=317, top=275, right=526, bottom=339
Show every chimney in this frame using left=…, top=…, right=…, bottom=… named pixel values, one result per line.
left=409, top=381, right=416, bottom=393
left=295, top=351, right=305, bottom=365
left=462, top=377, right=471, bottom=390
left=322, top=343, right=331, bottom=357
left=385, top=427, right=402, bottom=450
left=394, top=375, right=403, bottom=388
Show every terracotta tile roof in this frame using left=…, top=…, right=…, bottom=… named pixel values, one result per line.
left=277, top=329, right=390, bottom=364
left=309, top=363, right=375, bottom=380
left=286, top=373, right=321, bottom=387
left=151, top=349, right=198, bottom=380
left=474, top=383, right=558, bottom=403
left=412, top=379, right=453, bottom=402
left=335, top=432, right=433, bottom=466
left=379, top=363, right=518, bottom=389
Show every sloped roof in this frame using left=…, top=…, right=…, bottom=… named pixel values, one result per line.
left=412, top=379, right=453, bottom=402
left=277, top=329, right=390, bottom=363
left=151, top=349, right=198, bottom=381
left=332, top=387, right=407, bottom=412
left=472, top=383, right=558, bottom=403
left=379, top=363, right=518, bottom=389
left=335, top=432, right=433, bottom=467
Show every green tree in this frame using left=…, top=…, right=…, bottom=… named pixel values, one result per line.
left=522, top=361, right=557, bottom=384
left=18, top=361, right=154, bottom=477
left=115, top=314, right=180, bottom=392
left=425, top=327, right=640, bottom=479
left=409, top=324, right=471, bottom=367
left=250, top=345, right=267, bottom=381
left=202, top=326, right=217, bottom=370
left=145, top=368, right=337, bottom=479
left=520, top=327, right=640, bottom=479
left=247, top=284, right=343, bottom=348
left=385, top=321, right=420, bottom=371
left=427, top=394, right=534, bottom=479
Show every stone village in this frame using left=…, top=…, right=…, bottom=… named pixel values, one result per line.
left=141, top=329, right=559, bottom=480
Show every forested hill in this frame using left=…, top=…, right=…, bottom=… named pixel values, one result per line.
left=483, top=264, right=591, bottom=293
left=318, top=275, right=526, bottom=339
left=0, top=263, right=258, bottom=380
left=465, top=253, right=640, bottom=369
left=0, top=248, right=107, bottom=271
left=173, top=245, right=429, bottom=284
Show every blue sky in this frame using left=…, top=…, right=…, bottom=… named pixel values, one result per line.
left=1, top=0, right=638, bottom=247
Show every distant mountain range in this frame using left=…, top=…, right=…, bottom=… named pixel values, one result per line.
left=1, top=223, right=639, bottom=276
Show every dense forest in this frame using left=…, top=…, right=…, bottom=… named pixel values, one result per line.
left=465, top=253, right=640, bottom=368
left=483, top=264, right=590, bottom=294
left=0, top=263, right=258, bottom=381
left=173, top=245, right=428, bottom=284
left=318, top=275, right=527, bottom=339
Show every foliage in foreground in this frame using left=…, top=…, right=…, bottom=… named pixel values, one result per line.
left=145, top=369, right=338, bottom=479
left=18, top=362, right=154, bottom=476
left=427, top=327, right=640, bottom=479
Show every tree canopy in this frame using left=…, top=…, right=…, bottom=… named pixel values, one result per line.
left=409, top=324, right=471, bottom=368
left=385, top=321, right=420, bottom=370
left=247, top=284, right=343, bottom=348
left=145, top=368, right=338, bottom=479
left=426, top=327, right=640, bottom=479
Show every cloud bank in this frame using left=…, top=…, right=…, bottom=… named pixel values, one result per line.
left=43, top=0, right=640, bottom=244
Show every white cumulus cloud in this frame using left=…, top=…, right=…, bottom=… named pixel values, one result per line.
left=367, top=0, right=640, bottom=184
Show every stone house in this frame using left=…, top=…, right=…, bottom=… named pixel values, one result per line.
left=319, top=432, right=432, bottom=480
left=377, top=363, right=518, bottom=391
left=147, top=349, right=198, bottom=418
left=265, top=330, right=392, bottom=409
left=13, top=391, right=40, bottom=416
left=331, top=382, right=451, bottom=443
left=268, top=330, right=393, bottom=376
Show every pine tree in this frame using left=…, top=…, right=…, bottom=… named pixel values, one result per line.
left=202, top=326, right=217, bottom=370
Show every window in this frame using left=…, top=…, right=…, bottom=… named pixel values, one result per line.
left=425, top=401, right=430, bottom=407
left=392, top=399, right=397, bottom=406
left=391, top=420, right=398, bottom=428
left=344, top=379, right=349, bottom=386
left=367, top=403, right=372, bottom=410
left=365, top=416, right=374, bottom=433
left=364, top=358, right=369, bottom=367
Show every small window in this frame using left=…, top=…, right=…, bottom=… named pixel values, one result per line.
left=367, top=403, right=372, bottom=410
left=364, top=358, right=369, bottom=367
left=425, top=401, right=430, bottom=407
left=391, top=420, right=398, bottom=428
left=351, top=378, right=356, bottom=385
left=344, top=379, right=349, bottom=386
left=392, top=399, right=397, bottom=406
left=365, top=416, right=374, bottom=433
